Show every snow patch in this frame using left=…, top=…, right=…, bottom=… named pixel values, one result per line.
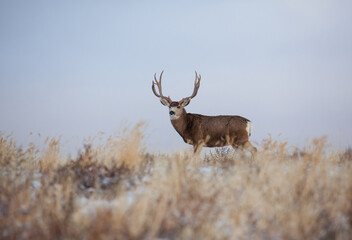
left=199, top=166, right=213, bottom=174
left=31, top=180, right=42, bottom=190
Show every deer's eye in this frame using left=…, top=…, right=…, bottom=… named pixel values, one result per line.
left=177, top=106, right=180, bottom=109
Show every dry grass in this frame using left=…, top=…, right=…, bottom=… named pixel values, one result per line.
left=1, top=123, right=352, bottom=240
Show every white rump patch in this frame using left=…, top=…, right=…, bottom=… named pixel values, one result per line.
left=246, top=121, right=253, bottom=137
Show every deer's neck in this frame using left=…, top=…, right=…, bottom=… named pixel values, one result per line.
left=170, top=109, right=189, bottom=138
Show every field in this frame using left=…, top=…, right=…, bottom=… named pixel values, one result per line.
left=1, top=122, right=352, bottom=240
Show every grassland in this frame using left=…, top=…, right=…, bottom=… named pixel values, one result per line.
left=1, top=122, right=352, bottom=240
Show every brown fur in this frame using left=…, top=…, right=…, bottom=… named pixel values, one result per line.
left=171, top=108, right=256, bottom=154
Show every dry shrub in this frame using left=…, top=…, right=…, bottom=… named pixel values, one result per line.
left=0, top=133, right=39, bottom=173
left=40, top=137, right=62, bottom=173
left=82, top=121, right=147, bottom=171
left=114, top=121, right=146, bottom=170
left=1, top=127, right=352, bottom=240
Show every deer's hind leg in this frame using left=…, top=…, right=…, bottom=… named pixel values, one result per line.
left=243, top=141, right=257, bottom=154
left=232, top=141, right=257, bottom=158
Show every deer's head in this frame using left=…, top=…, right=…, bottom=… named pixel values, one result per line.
left=152, top=71, right=201, bottom=120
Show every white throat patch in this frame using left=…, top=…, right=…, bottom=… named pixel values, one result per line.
left=170, top=115, right=180, bottom=120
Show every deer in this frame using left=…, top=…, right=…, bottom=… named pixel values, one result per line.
left=152, top=71, right=257, bottom=155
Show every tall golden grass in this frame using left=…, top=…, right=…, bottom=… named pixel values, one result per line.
left=1, top=123, right=352, bottom=239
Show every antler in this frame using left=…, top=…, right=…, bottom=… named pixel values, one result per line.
left=179, top=71, right=201, bottom=104
left=152, top=71, right=172, bottom=104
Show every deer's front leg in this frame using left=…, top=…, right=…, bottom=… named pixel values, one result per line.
left=193, top=144, right=202, bottom=155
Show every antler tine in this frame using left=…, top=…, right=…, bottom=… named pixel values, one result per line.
left=159, top=70, right=164, bottom=84
left=189, top=71, right=201, bottom=98
left=179, top=71, right=201, bottom=104
left=152, top=73, right=161, bottom=98
left=194, top=71, right=201, bottom=94
left=157, top=70, right=164, bottom=95
left=152, top=71, right=172, bottom=103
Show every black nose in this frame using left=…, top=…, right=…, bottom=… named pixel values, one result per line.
left=169, top=111, right=175, bottom=115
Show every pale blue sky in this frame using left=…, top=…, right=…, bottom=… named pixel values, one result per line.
left=1, top=1, right=351, bottom=152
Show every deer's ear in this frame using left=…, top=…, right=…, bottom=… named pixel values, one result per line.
left=160, top=98, right=170, bottom=107
left=181, top=98, right=191, bottom=107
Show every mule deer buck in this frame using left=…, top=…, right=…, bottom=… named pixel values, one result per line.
left=152, top=71, right=257, bottom=155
